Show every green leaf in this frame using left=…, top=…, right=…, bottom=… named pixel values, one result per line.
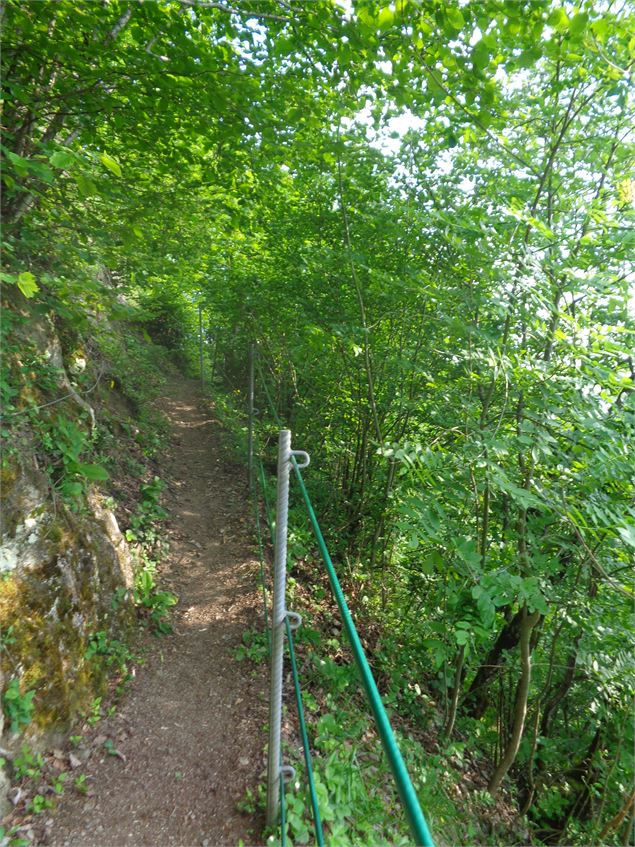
left=356, top=7, right=375, bottom=29
left=516, top=47, right=541, bottom=69
left=490, top=467, right=545, bottom=510
left=74, top=462, right=110, bottom=481
left=617, top=524, right=635, bottom=549
left=4, top=150, right=30, bottom=177
left=591, top=18, right=609, bottom=42
left=377, top=6, right=395, bottom=30
left=17, top=271, right=39, bottom=298
left=60, top=480, right=83, bottom=498
left=407, top=532, right=419, bottom=550
left=455, top=537, right=481, bottom=567
left=75, top=173, right=98, bottom=197
left=569, top=12, right=588, bottom=39
left=27, top=160, right=54, bottom=183
left=100, top=152, right=122, bottom=178
left=445, top=7, right=465, bottom=30
left=421, top=550, right=443, bottom=574
left=472, top=585, right=495, bottom=623
left=548, top=8, right=569, bottom=32
left=50, top=150, right=75, bottom=169
left=471, top=40, right=490, bottom=72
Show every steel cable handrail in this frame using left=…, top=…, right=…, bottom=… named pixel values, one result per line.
left=254, top=457, right=325, bottom=845
left=249, top=349, right=435, bottom=847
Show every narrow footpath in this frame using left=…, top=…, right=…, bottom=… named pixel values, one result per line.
left=49, top=379, right=268, bottom=847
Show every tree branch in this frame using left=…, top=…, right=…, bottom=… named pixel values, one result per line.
left=178, top=0, right=291, bottom=22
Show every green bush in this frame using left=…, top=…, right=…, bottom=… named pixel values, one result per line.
left=2, top=679, right=35, bottom=734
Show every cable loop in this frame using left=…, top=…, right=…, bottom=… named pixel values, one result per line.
left=286, top=610, right=302, bottom=631
left=290, top=449, right=310, bottom=469
left=280, top=764, right=296, bottom=784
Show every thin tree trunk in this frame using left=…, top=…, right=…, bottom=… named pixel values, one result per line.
left=599, top=789, right=635, bottom=843
left=443, top=644, right=465, bottom=739
left=595, top=718, right=627, bottom=838
left=488, top=606, right=540, bottom=795
left=621, top=803, right=635, bottom=847
left=369, top=457, right=395, bottom=570
left=336, top=154, right=382, bottom=444
left=520, top=619, right=566, bottom=815
left=464, top=608, right=523, bottom=718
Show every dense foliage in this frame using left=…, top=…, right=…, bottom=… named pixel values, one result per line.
left=2, top=0, right=633, bottom=844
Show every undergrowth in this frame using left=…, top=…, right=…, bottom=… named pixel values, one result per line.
left=228, top=443, right=527, bottom=847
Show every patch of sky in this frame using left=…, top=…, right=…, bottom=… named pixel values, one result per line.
left=346, top=102, right=479, bottom=193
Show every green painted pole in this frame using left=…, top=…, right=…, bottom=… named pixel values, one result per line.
left=285, top=618, right=325, bottom=846
left=291, top=457, right=436, bottom=847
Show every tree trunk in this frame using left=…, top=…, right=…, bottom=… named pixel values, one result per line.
left=488, top=606, right=540, bottom=795
left=464, top=608, right=523, bottom=718
left=443, top=644, right=465, bottom=739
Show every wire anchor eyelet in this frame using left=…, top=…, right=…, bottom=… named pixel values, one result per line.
left=280, top=764, right=296, bottom=784
left=286, top=610, right=302, bottom=631
left=290, top=450, right=310, bottom=469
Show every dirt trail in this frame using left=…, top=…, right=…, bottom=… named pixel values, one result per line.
left=49, top=379, right=267, bottom=847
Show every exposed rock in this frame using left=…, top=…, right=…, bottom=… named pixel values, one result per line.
left=0, top=297, right=136, bottom=742
left=0, top=453, right=134, bottom=735
left=0, top=667, right=8, bottom=818
left=0, top=293, right=172, bottom=825
left=89, top=493, right=133, bottom=590
left=0, top=767, right=11, bottom=820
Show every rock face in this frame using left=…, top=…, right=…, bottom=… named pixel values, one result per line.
left=0, top=666, right=8, bottom=820
left=0, top=294, right=167, bottom=817
left=0, top=451, right=135, bottom=815
left=0, top=756, right=8, bottom=821
left=0, top=456, right=134, bottom=736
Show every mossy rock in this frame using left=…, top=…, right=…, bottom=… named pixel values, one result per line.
left=1, top=461, right=135, bottom=735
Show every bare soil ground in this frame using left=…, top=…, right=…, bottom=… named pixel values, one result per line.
left=48, top=379, right=268, bottom=847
